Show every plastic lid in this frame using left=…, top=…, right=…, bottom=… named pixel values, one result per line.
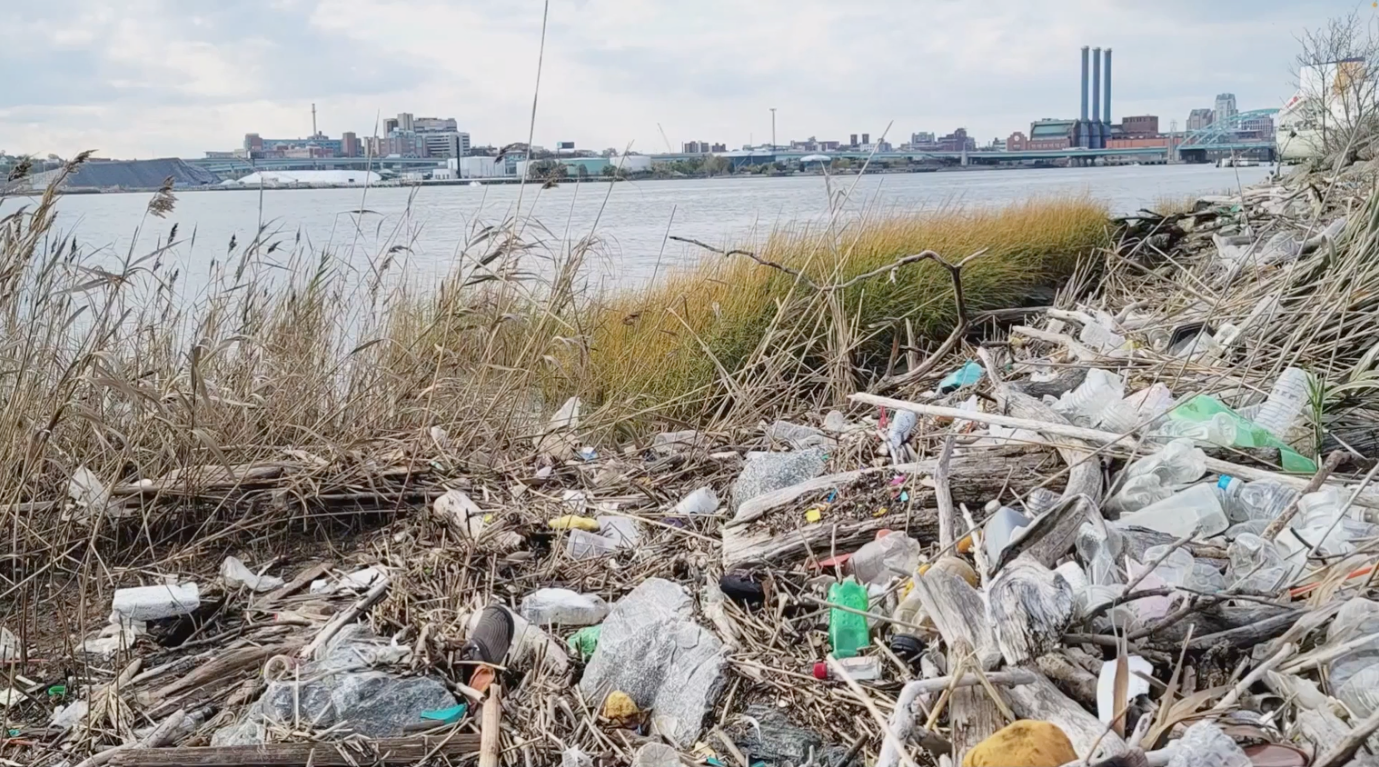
left=812, top=662, right=829, bottom=680
left=1218, top=475, right=1235, bottom=490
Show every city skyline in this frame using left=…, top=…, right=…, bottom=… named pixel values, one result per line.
left=1, top=0, right=1368, bottom=159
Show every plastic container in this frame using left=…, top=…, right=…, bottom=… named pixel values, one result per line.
left=1217, top=476, right=1299, bottom=523
left=813, top=655, right=881, bottom=681
left=567, top=530, right=621, bottom=560
left=1152, top=412, right=1238, bottom=447
left=672, top=487, right=719, bottom=516
left=1116, top=482, right=1229, bottom=538
left=519, top=588, right=610, bottom=627
left=1055, top=368, right=1125, bottom=427
left=1227, top=533, right=1292, bottom=592
left=851, top=533, right=923, bottom=585
left=1076, top=523, right=1124, bottom=585
left=1253, top=367, right=1312, bottom=439
left=1125, top=439, right=1208, bottom=485
left=887, top=410, right=918, bottom=458
left=828, top=578, right=870, bottom=659
left=1023, top=487, right=1063, bottom=516
left=112, top=583, right=201, bottom=622
left=1079, top=320, right=1127, bottom=354
left=983, top=506, right=1031, bottom=564
left=1106, top=474, right=1177, bottom=514
left=1140, top=546, right=1196, bottom=587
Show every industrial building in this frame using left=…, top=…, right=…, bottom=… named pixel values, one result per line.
left=225, top=170, right=382, bottom=187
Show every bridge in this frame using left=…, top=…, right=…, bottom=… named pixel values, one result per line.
left=189, top=155, right=447, bottom=176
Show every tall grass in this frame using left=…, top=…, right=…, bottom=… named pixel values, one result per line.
left=581, top=199, right=1109, bottom=416
left=0, top=164, right=1109, bottom=571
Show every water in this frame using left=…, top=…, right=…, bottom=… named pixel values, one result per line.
left=10, top=164, right=1270, bottom=292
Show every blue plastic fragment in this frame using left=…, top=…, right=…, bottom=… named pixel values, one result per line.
left=420, top=703, right=468, bottom=724
left=938, top=360, right=984, bottom=392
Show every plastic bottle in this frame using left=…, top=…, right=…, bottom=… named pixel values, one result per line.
left=828, top=578, right=870, bottom=659
left=887, top=410, right=918, bottom=459
left=1217, top=476, right=1299, bottom=523
left=1253, top=367, right=1312, bottom=439
left=983, top=506, right=1031, bottom=564
left=519, top=589, right=610, bottom=626
left=1055, top=369, right=1125, bottom=427
left=1125, top=439, right=1208, bottom=485
left=1152, top=412, right=1238, bottom=447
left=1076, top=523, right=1124, bottom=585
left=1079, top=320, right=1127, bottom=354
left=851, top=533, right=923, bottom=585
left=1023, top=487, right=1062, bottom=516
left=1107, top=440, right=1207, bottom=513
left=1227, top=533, right=1291, bottom=592
left=1116, top=482, right=1229, bottom=538
left=567, top=530, right=620, bottom=560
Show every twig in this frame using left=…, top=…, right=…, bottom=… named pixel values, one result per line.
left=298, top=575, right=391, bottom=660
left=1313, top=705, right=1379, bottom=767
left=826, top=655, right=924, bottom=767
left=1207, top=642, right=1295, bottom=714
left=1262, top=450, right=1347, bottom=540
left=479, top=684, right=502, bottom=767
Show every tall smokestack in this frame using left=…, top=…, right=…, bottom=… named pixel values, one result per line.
left=1103, top=48, right=1113, bottom=127
left=1091, top=47, right=1102, bottom=148
left=1080, top=46, right=1090, bottom=122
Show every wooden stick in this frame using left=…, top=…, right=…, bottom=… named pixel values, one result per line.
left=1313, top=705, right=1379, bottom=767
left=1207, top=642, right=1295, bottom=714
left=77, top=709, right=186, bottom=767
left=1262, top=450, right=1347, bottom=540
left=298, top=575, right=390, bottom=660
left=827, top=655, right=924, bottom=767
left=479, top=684, right=502, bottom=767
left=108, top=734, right=483, bottom=766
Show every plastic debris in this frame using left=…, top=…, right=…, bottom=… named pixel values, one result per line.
left=939, top=360, right=984, bottom=392
left=112, top=582, right=200, bottom=622
left=548, top=515, right=600, bottom=531
left=220, top=556, right=285, bottom=593
left=520, top=588, right=610, bottom=627
left=672, top=486, right=719, bottom=516
left=963, top=720, right=1078, bottom=767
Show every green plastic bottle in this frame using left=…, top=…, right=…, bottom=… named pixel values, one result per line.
left=828, top=578, right=870, bottom=659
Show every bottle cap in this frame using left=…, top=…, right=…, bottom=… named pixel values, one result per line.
left=812, top=662, right=829, bottom=680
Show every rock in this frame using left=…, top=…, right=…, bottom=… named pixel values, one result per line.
left=729, top=703, right=847, bottom=766
left=962, top=720, right=1078, bottom=767
left=632, top=743, right=681, bottom=767
left=1166, top=722, right=1250, bottom=767
left=764, top=420, right=836, bottom=450
left=731, top=448, right=827, bottom=510
left=578, top=578, right=727, bottom=747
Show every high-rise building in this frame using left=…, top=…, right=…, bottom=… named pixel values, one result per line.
left=397, top=112, right=415, bottom=132
left=341, top=132, right=359, bottom=158
left=383, top=118, right=399, bottom=135
left=1186, top=109, right=1214, bottom=131
left=420, top=131, right=471, bottom=159
left=711, top=143, right=727, bottom=152
left=1120, top=115, right=1159, bottom=137
left=1214, top=94, right=1238, bottom=127
left=861, top=133, right=871, bottom=145
left=682, top=141, right=711, bottom=154
left=849, top=134, right=858, bottom=147
left=414, top=116, right=456, bottom=132
left=911, top=131, right=936, bottom=145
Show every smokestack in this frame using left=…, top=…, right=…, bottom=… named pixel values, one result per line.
left=1103, top=48, right=1113, bottom=127
left=1080, top=46, right=1090, bottom=122
left=1091, top=47, right=1102, bottom=148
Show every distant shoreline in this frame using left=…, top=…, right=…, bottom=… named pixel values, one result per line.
left=28, top=160, right=1201, bottom=196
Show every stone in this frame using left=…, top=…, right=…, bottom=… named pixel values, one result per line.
left=731, top=448, right=827, bottom=510
left=1166, top=722, right=1250, bottom=767
left=600, top=690, right=639, bottom=722
left=963, top=720, right=1078, bottom=767
left=578, top=578, right=727, bottom=747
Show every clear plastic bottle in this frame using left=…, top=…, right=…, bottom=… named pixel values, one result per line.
left=1125, top=439, right=1207, bottom=485
left=1227, top=533, right=1291, bottom=592
left=1152, top=412, right=1238, bottom=447
left=1023, top=487, right=1062, bottom=516
left=1106, top=474, right=1176, bottom=514
left=1217, top=476, right=1299, bottom=523
left=1055, top=369, right=1125, bottom=427
left=1116, top=482, right=1229, bottom=538
left=1076, top=523, right=1124, bottom=585
left=851, top=533, right=923, bottom=585
left=1079, top=320, right=1127, bottom=354
left=1253, top=367, right=1312, bottom=439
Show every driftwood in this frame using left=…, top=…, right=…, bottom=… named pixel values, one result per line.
left=721, top=452, right=1049, bottom=569
left=1002, top=674, right=1128, bottom=762
left=1036, top=653, right=1100, bottom=707
left=987, top=557, right=1074, bottom=665
left=106, top=734, right=483, bottom=766
left=913, top=558, right=1001, bottom=670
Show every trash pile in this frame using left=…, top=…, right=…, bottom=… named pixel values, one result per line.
left=15, top=162, right=1379, bottom=767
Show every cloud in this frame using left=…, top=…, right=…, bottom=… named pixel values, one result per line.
left=0, top=0, right=1368, bottom=158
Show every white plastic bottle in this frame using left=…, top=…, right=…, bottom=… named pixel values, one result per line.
left=1055, top=369, right=1125, bottom=427
left=1217, top=476, right=1299, bottom=523
left=520, top=588, right=610, bottom=626
left=1125, top=439, right=1207, bottom=485
left=1106, top=475, right=1177, bottom=513
left=1023, top=487, right=1062, bottom=516
left=1116, top=482, right=1229, bottom=538
left=1252, top=367, right=1312, bottom=439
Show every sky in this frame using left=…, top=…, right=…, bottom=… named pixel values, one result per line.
left=2, top=0, right=1373, bottom=159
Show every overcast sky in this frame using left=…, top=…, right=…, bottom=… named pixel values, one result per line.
left=2, top=0, right=1372, bottom=159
